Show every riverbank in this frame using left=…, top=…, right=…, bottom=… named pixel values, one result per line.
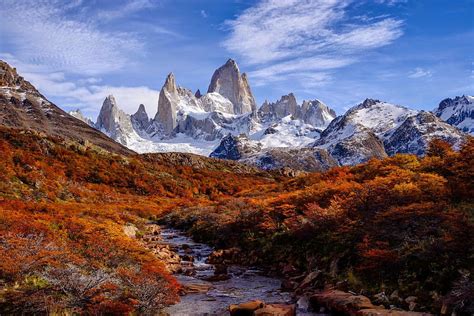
left=135, top=223, right=435, bottom=316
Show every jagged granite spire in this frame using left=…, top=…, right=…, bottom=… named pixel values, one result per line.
left=207, top=59, right=257, bottom=115
left=96, top=95, right=135, bottom=145
left=155, top=73, right=178, bottom=135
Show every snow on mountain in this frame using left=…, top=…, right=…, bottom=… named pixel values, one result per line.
left=313, top=98, right=467, bottom=165
left=78, top=57, right=469, bottom=171
left=385, top=111, right=466, bottom=155
left=434, top=95, right=473, bottom=134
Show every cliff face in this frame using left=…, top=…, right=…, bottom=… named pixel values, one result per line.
left=155, top=73, right=178, bottom=135
left=207, top=59, right=257, bottom=115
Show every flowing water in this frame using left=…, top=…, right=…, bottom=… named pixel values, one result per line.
left=160, top=227, right=321, bottom=316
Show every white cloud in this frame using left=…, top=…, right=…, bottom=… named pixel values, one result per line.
left=223, top=0, right=404, bottom=87
left=0, top=0, right=143, bottom=75
left=408, top=67, right=432, bottom=78
left=375, top=0, right=408, bottom=6
left=201, top=10, right=208, bottom=18
left=96, top=0, right=157, bottom=21
left=1, top=54, right=159, bottom=118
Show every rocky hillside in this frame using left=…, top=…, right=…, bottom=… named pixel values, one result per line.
left=313, top=99, right=466, bottom=165
left=0, top=60, right=134, bottom=156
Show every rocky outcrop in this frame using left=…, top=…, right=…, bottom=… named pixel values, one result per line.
left=434, top=95, right=473, bottom=134
left=310, top=290, right=432, bottom=316
left=207, top=59, right=257, bottom=115
left=210, top=134, right=262, bottom=160
left=155, top=73, right=179, bottom=135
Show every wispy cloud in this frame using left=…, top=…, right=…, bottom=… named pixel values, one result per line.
left=0, top=0, right=143, bottom=75
left=408, top=67, right=433, bottom=78
left=200, top=10, right=208, bottom=18
left=1, top=53, right=159, bottom=117
left=96, top=0, right=158, bottom=21
left=223, top=0, right=404, bottom=86
left=375, top=0, right=408, bottom=6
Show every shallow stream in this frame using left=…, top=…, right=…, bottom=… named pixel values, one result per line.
left=160, top=227, right=321, bottom=315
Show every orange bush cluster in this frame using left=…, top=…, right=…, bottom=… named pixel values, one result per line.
left=0, top=126, right=472, bottom=313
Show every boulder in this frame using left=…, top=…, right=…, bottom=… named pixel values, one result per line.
left=254, top=304, right=296, bottom=316
left=229, top=300, right=265, bottom=316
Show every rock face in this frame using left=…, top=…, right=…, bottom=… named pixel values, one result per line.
left=131, top=104, right=150, bottom=132
left=259, top=93, right=298, bottom=120
left=298, top=99, right=336, bottom=128
left=258, top=94, right=336, bottom=129
left=155, top=73, right=179, bottom=135
left=385, top=111, right=465, bottom=156
left=207, top=59, right=257, bottom=115
left=0, top=60, right=133, bottom=155
left=210, top=134, right=262, bottom=160
left=96, top=95, right=136, bottom=145
left=434, top=95, right=473, bottom=134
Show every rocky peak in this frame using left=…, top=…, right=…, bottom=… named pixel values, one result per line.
left=163, top=73, right=177, bottom=92
left=434, top=95, right=473, bottom=134
left=155, top=74, right=179, bottom=135
left=207, top=59, right=257, bottom=115
left=195, top=89, right=202, bottom=98
left=131, top=104, right=150, bottom=131
left=96, top=95, right=135, bottom=144
left=361, top=98, right=381, bottom=108
left=259, top=93, right=298, bottom=120
left=96, top=95, right=118, bottom=132
left=299, top=99, right=336, bottom=128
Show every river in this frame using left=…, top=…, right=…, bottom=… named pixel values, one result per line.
left=160, top=227, right=322, bottom=315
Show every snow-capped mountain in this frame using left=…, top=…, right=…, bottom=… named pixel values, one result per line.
left=91, top=59, right=337, bottom=164
left=63, top=57, right=470, bottom=171
left=258, top=93, right=336, bottom=129
left=434, top=95, right=473, bottom=134
left=313, top=99, right=466, bottom=165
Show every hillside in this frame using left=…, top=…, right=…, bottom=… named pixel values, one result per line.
left=0, top=125, right=472, bottom=314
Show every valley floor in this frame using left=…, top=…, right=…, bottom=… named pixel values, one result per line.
left=0, top=127, right=472, bottom=315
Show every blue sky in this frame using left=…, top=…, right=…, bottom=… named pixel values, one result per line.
left=0, top=0, right=472, bottom=118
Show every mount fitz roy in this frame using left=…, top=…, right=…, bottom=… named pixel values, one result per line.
left=0, top=58, right=469, bottom=172
left=67, top=58, right=471, bottom=171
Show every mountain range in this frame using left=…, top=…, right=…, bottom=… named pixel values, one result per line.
left=0, top=59, right=471, bottom=172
